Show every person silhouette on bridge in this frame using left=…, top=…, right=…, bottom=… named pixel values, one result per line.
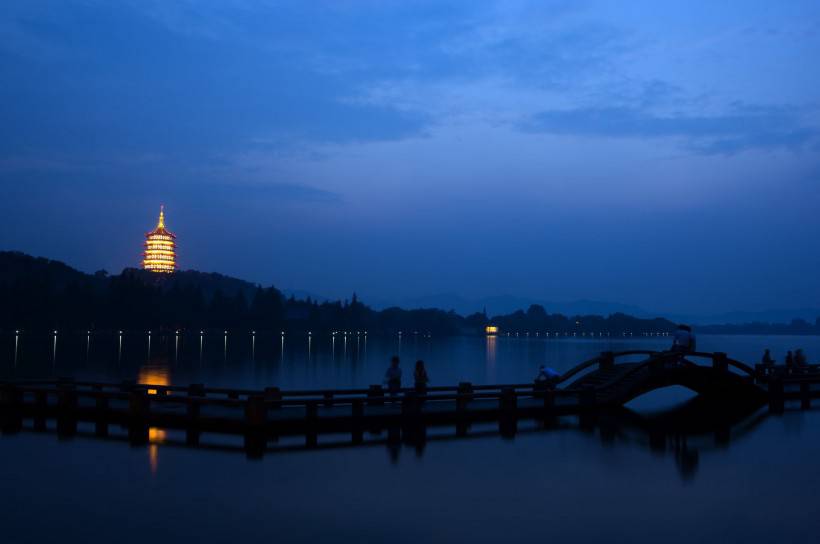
left=785, top=350, right=795, bottom=374
left=535, top=365, right=560, bottom=387
left=671, top=324, right=696, bottom=353
left=384, top=355, right=402, bottom=395
left=414, top=360, right=429, bottom=393
left=761, top=349, right=775, bottom=375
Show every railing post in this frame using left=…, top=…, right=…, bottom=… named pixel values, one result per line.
left=457, top=382, right=474, bottom=408
left=264, top=387, right=282, bottom=409
left=245, top=395, right=267, bottom=428
left=57, top=380, right=77, bottom=438
left=323, top=392, right=334, bottom=408
left=500, top=387, right=517, bottom=414
left=94, top=384, right=108, bottom=437
left=0, top=384, right=22, bottom=433
left=244, top=394, right=267, bottom=459
left=455, top=382, right=474, bottom=436
left=186, top=384, right=204, bottom=445
left=713, top=352, right=728, bottom=373
left=543, top=389, right=555, bottom=417
left=128, top=389, right=149, bottom=445
left=768, top=379, right=784, bottom=414
left=34, top=390, right=48, bottom=431
left=351, top=399, right=364, bottom=444
left=306, top=401, right=319, bottom=447
left=800, top=383, right=811, bottom=409
left=401, top=391, right=420, bottom=419
left=367, top=385, right=384, bottom=407
left=401, top=391, right=422, bottom=446
left=499, top=387, right=517, bottom=438
left=599, top=351, right=614, bottom=371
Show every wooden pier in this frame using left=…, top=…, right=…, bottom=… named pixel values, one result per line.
left=2, top=350, right=819, bottom=457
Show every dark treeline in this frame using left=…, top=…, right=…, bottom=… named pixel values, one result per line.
left=1, top=251, right=677, bottom=335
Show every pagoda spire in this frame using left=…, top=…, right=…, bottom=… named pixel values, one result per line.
left=143, top=205, right=177, bottom=273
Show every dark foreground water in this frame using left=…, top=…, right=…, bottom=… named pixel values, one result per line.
left=2, top=333, right=820, bottom=543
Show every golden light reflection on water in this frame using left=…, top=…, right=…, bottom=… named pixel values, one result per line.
left=486, top=335, right=497, bottom=383
left=486, top=335, right=497, bottom=368
left=138, top=365, right=170, bottom=474
left=148, top=428, right=167, bottom=475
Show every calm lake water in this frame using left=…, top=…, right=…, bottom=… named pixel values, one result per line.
left=2, top=333, right=820, bottom=543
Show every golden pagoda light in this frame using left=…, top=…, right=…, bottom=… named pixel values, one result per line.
left=142, top=205, right=177, bottom=273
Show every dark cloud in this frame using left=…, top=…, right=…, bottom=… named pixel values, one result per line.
left=0, top=1, right=432, bottom=160
left=520, top=104, right=817, bottom=154
left=200, top=181, right=341, bottom=203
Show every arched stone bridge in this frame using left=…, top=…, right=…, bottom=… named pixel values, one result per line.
left=552, top=350, right=768, bottom=406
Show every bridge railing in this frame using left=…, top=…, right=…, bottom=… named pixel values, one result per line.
left=1, top=379, right=586, bottom=414
left=552, top=350, right=660, bottom=387
left=2, top=379, right=551, bottom=403
left=551, top=350, right=760, bottom=393
left=3, top=350, right=753, bottom=404
left=686, top=351, right=756, bottom=378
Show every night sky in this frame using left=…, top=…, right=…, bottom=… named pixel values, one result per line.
left=1, top=1, right=819, bottom=315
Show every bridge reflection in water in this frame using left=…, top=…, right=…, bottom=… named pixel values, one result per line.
left=0, top=394, right=782, bottom=482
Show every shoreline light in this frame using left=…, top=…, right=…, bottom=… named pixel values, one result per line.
left=142, top=205, right=177, bottom=273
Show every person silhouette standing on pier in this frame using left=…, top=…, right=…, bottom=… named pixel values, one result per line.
left=761, top=349, right=775, bottom=375
left=384, top=355, right=402, bottom=396
left=785, top=350, right=795, bottom=374
left=414, top=360, right=429, bottom=394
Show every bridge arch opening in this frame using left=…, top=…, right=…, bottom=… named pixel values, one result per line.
left=625, top=385, right=699, bottom=413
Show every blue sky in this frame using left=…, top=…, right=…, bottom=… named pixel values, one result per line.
left=1, top=0, right=819, bottom=315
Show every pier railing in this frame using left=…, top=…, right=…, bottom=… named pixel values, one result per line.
left=3, top=350, right=820, bottom=455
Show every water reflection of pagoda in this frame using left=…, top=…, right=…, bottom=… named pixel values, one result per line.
left=142, top=205, right=177, bottom=273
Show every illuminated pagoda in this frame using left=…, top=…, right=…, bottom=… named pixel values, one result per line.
left=142, top=205, right=177, bottom=273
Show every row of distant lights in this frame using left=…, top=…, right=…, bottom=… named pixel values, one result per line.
left=396, top=331, right=433, bottom=338
left=19, top=330, right=669, bottom=337
left=499, top=331, right=670, bottom=337
left=14, top=330, right=368, bottom=335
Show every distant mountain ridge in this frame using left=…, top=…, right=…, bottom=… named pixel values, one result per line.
left=671, top=308, right=820, bottom=326
left=365, top=293, right=820, bottom=326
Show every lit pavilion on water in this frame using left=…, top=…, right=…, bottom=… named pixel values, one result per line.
left=142, top=206, right=177, bottom=273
